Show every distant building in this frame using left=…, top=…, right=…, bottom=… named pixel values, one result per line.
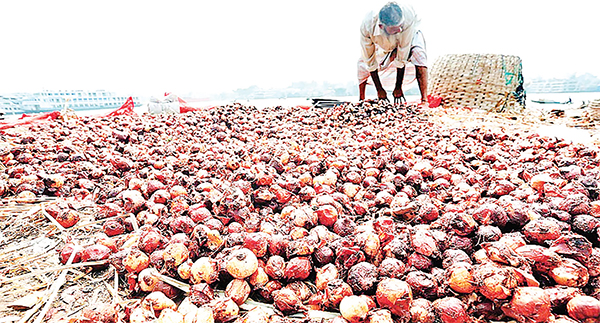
left=526, top=79, right=581, bottom=93
left=526, top=74, right=600, bottom=93
left=0, top=90, right=141, bottom=114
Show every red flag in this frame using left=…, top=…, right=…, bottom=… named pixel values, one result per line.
left=178, top=97, right=195, bottom=113
left=105, top=97, right=137, bottom=117
left=0, top=111, right=61, bottom=130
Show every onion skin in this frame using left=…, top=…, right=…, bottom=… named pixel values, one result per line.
left=177, top=259, right=193, bottom=280
left=96, top=235, right=118, bottom=253
left=377, top=257, right=406, bottom=279
left=248, top=266, right=269, bottom=288
left=138, top=268, right=159, bottom=292
left=339, top=295, right=369, bottom=323
left=154, top=281, right=180, bottom=299
left=441, top=249, right=472, bottom=269
left=346, top=262, right=378, bottom=293
left=103, top=219, right=126, bottom=236
left=522, top=218, right=563, bottom=244
left=407, top=252, right=433, bottom=271
left=259, top=280, right=282, bottom=303
left=366, top=308, right=394, bottom=323
left=307, top=291, right=327, bottom=311
left=586, top=247, right=600, bottom=277
left=446, top=263, right=476, bottom=294
left=375, top=278, right=413, bottom=319
left=284, top=256, right=312, bottom=281
left=142, top=291, right=176, bottom=317
left=566, top=295, right=600, bottom=321
left=209, top=297, right=239, bottom=323
left=316, top=204, right=338, bottom=227
left=432, top=297, right=470, bottom=323
left=163, top=242, right=189, bottom=268
left=190, top=257, right=219, bottom=284
left=325, top=279, right=354, bottom=310
left=265, top=255, right=286, bottom=280
left=138, top=230, right=167, bottom=254
left=314, top=246, right=335, bottom=266
left=315, top=263, right=338, bottom=290
left=410, top=298, right=436, bottom=323
left=225, top=279, right=251, bottom=306
left=243, top=232, right=269, bottom=258
left=157, top=308, right=184, bottom=323
left=129, top=307, right=154, bottom=323
left=550, top=315, right=581, bottom=323
left=405, top=271, right=438, bottom=300
left=237, top=306, right=270, bottom=323
left=226, top=248, right=258, bottom=280
left=285, top=281, right=312, bottom=302
left=81, top=244, right=112, bottom=270
left=272, top=288, right=307, bottom=314
left=123, top=248, right=150, bottom=274
left=189, top=283, right=214, bottom=307
left=549, top=258, right=589, bottom=287
left=544, top=286, right=583, bottom=309
left=80, top=303, right=118, bottom=323
left=55, top=209, right=80, bottom=228
left=502, top=287, right=551, bottom=323
left=474, top=264, right=518, bottom=301
left=515, top=244, right=562, bottom=274
left=59, top=243, right=83, bottom=265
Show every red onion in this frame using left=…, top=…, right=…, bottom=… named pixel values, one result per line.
left=272, top=288, right=307, bottom=314
left=346, top=262, right=378, bottom=293
left=324, top=279, right=353, bottom=309
left=284, top=256, right=312, bottom=281
left=446, top=263, right=476, bottom=294
left=59, top=243, right=83, bottom=265
left=209, top=297, right=239, bottom=323
left=226, top=248, right=258, bottom=280
left=549, top=258, right=589, bottom=287
left=81, top=244, right=111, bottom=270
left=225, top=279, right=251, bottom=306
left=123, top=248, right=150, bottom=274
left=566, top=295, right=600, bottom=321
left=432, top=297, right=469, bottom=323
left=375, top=278, right=412, bottom=319
left=315, top=263, right=339, bottom=290
left=410, top=298, right=436, bottom=323
left=248, top=266, right=269, bottom=288
left=339, top=295, right=369, bottom=323
left=501, top=287, right=551, bottom=323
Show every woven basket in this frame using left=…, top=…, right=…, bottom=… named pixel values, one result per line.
left=586, top=99, right=600, bottom=121
left=429, top=54, right=526, bottom=113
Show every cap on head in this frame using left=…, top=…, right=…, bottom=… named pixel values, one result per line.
left=379, top=2, right=403, bottom=26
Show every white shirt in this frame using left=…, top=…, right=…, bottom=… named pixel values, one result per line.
left=359, top=2, right=420, bottom=72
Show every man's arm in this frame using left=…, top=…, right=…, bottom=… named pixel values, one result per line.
left=416, top=65, right=428, bottom=103
left=370, top=70, right=388, bottom=100
left=393, top=67, right=405, bottom=99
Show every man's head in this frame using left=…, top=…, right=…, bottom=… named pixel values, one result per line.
left=379, top=2, right=403, bottom=35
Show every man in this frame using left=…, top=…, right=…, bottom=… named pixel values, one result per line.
left=358, top=2, right=428, bottom=106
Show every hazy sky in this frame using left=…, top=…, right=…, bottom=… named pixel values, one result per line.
left=1, top=0, right=598, bottom=97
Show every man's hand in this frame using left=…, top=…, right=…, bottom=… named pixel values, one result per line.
left=370, top=70, right=389, bottom=102
left=393, top=87, right=404, bottom=100
left=377, top=87, right=389, bottom=101
left=394, top=67, right=406, bottom=105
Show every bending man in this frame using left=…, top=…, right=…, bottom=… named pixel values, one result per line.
left=357, top=2, right=428, bottom=106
